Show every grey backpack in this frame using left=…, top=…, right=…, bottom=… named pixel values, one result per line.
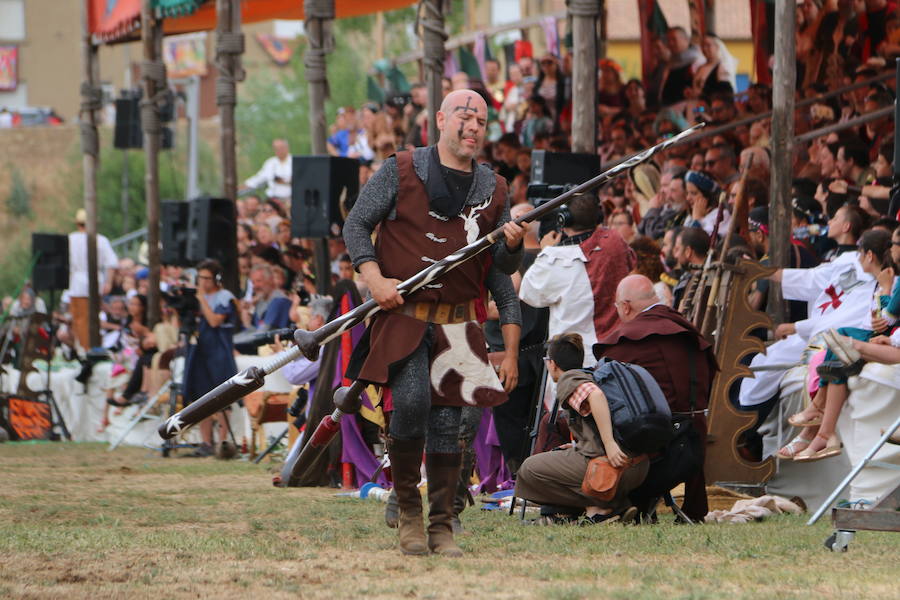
left=590, top=358, right=674, bottom=454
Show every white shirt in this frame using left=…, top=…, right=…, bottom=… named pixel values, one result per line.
left=67, top=231, right=119, bottom=297
left=781, top=251, right=874, bottom=340
left=244, top=156, right=292, bottom=199
left=519, top=244, right=597, bottom=366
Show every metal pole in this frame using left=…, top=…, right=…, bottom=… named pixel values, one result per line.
left=186, top=75, right=200, bottom=200
left=767, top=0, right=795, bottom=325
left=141, top=1, right=164, bottom=328
left=81, top=3, right=102, bottom=349
left=569, top=0, right=599, bottom=155
left=420, top=0, right=446, bottom=144
left=890, top=58, right=900, bottom=218
left=216, top=0, right=244, bottom=295
left=305, top=0, right=335, bottom=295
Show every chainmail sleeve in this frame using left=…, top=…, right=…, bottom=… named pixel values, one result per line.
left=485, top=266, right=521, bottom=326
left=342, top=157, right=399, bottom=270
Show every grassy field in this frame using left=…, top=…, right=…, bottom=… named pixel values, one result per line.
left=1, top=443, right=898, bottom=600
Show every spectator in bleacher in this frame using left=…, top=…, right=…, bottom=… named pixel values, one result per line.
left=705, top=143, right=740, bottom=188
left=520, top=96, right=554, bottom=149
left=243, top=138, right=292, bottom=203
left=659, top=26, right=704, bottom=107
left=692, top=34, right=737, bottom=97
left=241, top=264, right=292, bottom=333
left=535, top=53, right=566, bottom=123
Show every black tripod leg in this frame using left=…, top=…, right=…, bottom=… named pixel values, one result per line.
left=44, top=392, right=71, bottom=441
left=253, top=425, right=289, bottom=464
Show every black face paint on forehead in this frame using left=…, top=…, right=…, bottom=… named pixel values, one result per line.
left=453, top=95, right=478, bottom=114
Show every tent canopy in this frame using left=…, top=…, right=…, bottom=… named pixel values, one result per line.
left=88, top=0, right=417, bottom=43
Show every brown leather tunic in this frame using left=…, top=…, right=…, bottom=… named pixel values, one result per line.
left=351, top=151, right=507, bottom=398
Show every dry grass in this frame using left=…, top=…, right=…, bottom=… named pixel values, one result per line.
left=1, top=442, right=898, bottom=600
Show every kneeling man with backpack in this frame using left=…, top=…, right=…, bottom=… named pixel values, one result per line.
left=515, top=332, right=674, bottom=524
left=593, top=275, right=718, bottom=522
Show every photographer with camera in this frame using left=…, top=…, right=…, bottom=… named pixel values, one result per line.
left=182, top=259, right=239, bottom=457
left=519, top=193, right=635, bottom=363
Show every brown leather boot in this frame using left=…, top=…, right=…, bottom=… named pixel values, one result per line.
left=451, top=445, right=476, bottom=535
left=426, top=452, right=464, bottom=557
left=388, top=437, right=428, bottom=555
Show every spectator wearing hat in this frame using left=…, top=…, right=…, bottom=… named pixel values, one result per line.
left=68, top=209, right=118, bottom=352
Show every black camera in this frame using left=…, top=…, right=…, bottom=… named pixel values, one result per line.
left=162, top=286, right=200, bottom=319
left=527, top=183, right=575, bottom=240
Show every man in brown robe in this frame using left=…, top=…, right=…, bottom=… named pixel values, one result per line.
left=593, top=274, right=718, bottom=521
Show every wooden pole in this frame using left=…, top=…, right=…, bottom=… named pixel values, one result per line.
left=141, top=1, right=164, bottom=327
left=375, top=12, right=385, bottom=60
left=216, top=0, right=244, bottom=294
left=569, top=0, right=599, bottom=155
left=81, top=2, right=102, bottom=349
left=305, top=0, right=335, bottom=295
left=767, top=0, right=796, bottom=324
left=420, top=0, right=447, bottom=144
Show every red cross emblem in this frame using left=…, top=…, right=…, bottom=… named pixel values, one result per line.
left=817, top=285, right=843, bottom=314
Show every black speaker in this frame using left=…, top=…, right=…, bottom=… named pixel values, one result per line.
left=186, top=196, right=237, bottom=275
left=114, top=96, right=142, bottom=150
left=31, top=233, right=69, bottom=292
left=530, top=151, right=601, bottom=186
left=161, top=200, right=190, bottom=266
left=291, top=156, right=359, bottom=238
left=114, top=95, right=174, bottom=150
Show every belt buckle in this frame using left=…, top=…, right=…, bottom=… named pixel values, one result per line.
left=453, top=304, right=466, bottom=323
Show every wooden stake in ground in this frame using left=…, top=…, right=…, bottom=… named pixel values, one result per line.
left=216, top=0, right=244, bottom=295
left=140, top=1, right=165, bottom=328
left=569, top=0, right=599, bottom=155
left=767, top=0, right=796, bottom=325
left=80, top=2, right=102, bottom=348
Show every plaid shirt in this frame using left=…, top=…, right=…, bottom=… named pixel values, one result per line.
left=566, top=381, right=598, bottom=417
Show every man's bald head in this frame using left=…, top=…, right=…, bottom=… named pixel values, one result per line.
left=436, top=90, right=488, bottom=169
left=615, top=274, right=659, bottom=322
left=439, top=89, right=487, bottom=116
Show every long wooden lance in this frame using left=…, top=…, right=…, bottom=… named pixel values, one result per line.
left=157, top=124, right=703, bottom=441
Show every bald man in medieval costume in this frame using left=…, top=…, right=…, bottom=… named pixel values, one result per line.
left=343, top=90, right=525, bottom=556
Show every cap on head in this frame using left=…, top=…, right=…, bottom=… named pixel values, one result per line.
left=75, top=209, right=87, bottom=224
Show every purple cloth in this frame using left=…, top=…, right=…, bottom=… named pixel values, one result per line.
left=473, top=408, right=513, bottom=494
left=341, top=409, right=389, bottom=488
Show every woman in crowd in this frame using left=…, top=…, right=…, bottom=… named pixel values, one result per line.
left=535, top=53, right=566, bottom=123
left=692, top=34, right=738, bottom=97
left=684, top=170, right=729, bottom=237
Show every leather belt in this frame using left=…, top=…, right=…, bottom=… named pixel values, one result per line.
left=397, top=300, right=477, bottom=324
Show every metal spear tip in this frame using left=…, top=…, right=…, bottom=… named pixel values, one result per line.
left=293, top=329, right=321, bottom=361
left=332, top=381, right=365, bottom=414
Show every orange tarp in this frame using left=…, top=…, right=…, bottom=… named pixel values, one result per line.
left=164, top=0, right=417, bottom=35
left=88, top=0, right=417, bottom=42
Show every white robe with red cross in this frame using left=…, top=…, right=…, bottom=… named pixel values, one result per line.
left=740, top=251, right=876, bottom=407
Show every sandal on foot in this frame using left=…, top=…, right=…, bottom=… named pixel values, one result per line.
left=794, top=434, right=842, bottom=462
left=787, top=409, right=823, bottom=428
left=776, top=435, right=812, bottom=459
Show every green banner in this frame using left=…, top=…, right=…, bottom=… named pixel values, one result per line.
left=153, top=0, right=208, bottom=18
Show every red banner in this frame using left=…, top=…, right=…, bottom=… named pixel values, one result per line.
left=87, top=0, right=142, bottom=42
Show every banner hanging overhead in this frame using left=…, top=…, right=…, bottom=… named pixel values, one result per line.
left=164, top=32, right=208, bottom=78
left=0, top=46, right=17, bottom=91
